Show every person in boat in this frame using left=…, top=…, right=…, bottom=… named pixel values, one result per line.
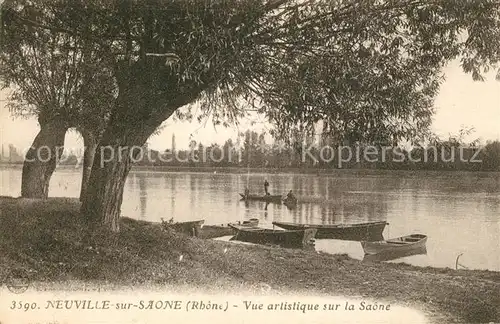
left=264, top=179, right=270, bottom=196
left=244, top=187, right=250, bottom=199
left=286, top=190, right=297, bottom=203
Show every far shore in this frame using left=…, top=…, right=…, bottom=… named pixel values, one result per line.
left=0, top=196, right=498, bottom=323
left=1, top=162, right=499, bottom=178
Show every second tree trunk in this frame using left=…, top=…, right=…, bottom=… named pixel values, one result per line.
left=21, top=119, right=68, bottom=199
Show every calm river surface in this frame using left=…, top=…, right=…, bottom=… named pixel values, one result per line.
left=1, top=165, right=499, bottom=271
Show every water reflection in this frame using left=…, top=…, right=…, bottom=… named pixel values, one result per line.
left=139, top=173, right=147, bottom=219
left=170, top=174, right=176, bottom=213
left=280, top=192, right=389, bottom=226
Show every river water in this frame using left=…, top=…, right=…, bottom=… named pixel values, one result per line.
left=1, top=165, right=499, bottom=271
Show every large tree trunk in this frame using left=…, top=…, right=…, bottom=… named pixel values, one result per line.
left=80, top=59, right=201, bottom=232
left=79, top=130, right=98, bottom=201
left=80, top=122, right=150, bottom=232
left=21, top=119, right=68, bottom=198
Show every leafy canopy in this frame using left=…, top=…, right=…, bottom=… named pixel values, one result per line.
left=0, top=0, right=116, bottom=132
left=1, top=0, right=499, bottom=144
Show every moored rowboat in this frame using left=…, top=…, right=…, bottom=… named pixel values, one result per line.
left=361, top=234, right=427, bottom=255
left=271, top=220, right=388, bottom=241
left=162, top=220, right=205, bottom=237
left=199, top=225, right=236, bottom=239
left=229, top=218, right=260, bottom=227
left=229, top=224, right=317, bottom=248
left=199, top=219, right=259, bottom=239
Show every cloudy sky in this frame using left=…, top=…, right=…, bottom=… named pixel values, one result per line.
left=1, top=59, right=499, bottom=152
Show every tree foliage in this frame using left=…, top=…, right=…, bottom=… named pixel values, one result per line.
left=0, top=0, right=115, bottom=131
left=2, top=0, right=500, bottom=142
left=257, top=1, right=500, bottom=144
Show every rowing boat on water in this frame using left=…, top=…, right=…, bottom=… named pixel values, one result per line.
left=272, top=220, right=388, bottom=241
left=239, top=193, right=283, bottom=203
left=361, top=234, right=427, bottom=255
left=229, top=224, right=317, bottom=248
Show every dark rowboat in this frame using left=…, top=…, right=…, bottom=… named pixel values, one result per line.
left=229, top=224, right=317, bottom=248
left=363, top=246, right=427, bottom=262
left=162, top=220, right=205, bottom=237
left=361, top=234, right=427, bottom=255
left=272, top=220, right=388, bottom=241
left=239, top=193, right=283, bottom=203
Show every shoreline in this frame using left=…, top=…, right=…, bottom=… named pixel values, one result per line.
left=0, top=196, right=498, bottom=323
left=1, top=163, right=499, bottom=178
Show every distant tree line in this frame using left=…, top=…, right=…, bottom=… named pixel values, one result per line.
left=2, top=129, right=498, bottom=171
left=136, top=130, right=500, bottom=171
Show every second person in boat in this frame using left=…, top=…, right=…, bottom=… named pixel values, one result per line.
left=286, top=190, right=297, bottom=203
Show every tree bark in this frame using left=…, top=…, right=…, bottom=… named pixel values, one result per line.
left=80, top=123, right=150, bottom=232
left=80, top=60, right=202, bottom=232
left=21, top=119, right=68, bottom=199
left=79, top=130, right=98, bottom=202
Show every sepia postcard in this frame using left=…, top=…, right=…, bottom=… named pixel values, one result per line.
left=0, top=0, right=499, bottom=323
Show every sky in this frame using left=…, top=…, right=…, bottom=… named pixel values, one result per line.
left=1, top=59, right=499, bottom=153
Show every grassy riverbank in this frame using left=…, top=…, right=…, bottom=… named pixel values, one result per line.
left=1, top=197, right=499, bottom=323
